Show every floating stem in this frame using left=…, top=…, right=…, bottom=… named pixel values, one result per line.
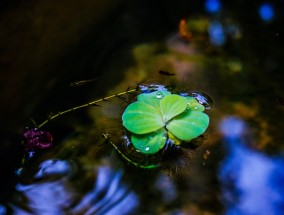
left=37, top=88, right=137, bottom=128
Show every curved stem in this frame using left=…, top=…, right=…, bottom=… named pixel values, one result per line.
left=38, top=89, right=137, bottom=128
left=102, top=133, right=159, bottom=169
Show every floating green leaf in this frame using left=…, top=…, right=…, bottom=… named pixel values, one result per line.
left=137, top=90, right=171, bottom=109
left=160, top=95, right=187, bottom=123
left=122, top=102, right=164, bottom=134
left=131, top=128, right=167, bottom=154
left=186, top=97, right=205, bottom=112
left=122, top=90, right=210, bottom=155
left=166, top=110, right=209, bottom=141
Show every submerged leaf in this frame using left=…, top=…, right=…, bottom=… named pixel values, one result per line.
left=160, top=95, right=187, bottom=122
left=166, top=110, right=209, bottom=141
left=122, top=102, right=164, bottom=134
left=131, top=128, right=167, bottom=154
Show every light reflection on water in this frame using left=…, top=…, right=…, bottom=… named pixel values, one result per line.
left=219, top=117, right=284, bottom=215
left=72, top=166, right=138, bottom=215
left=259, top=3, right=275, bottom=22
left=204, top=0, right=221, bottom=14
left=11, top=160, right=138, bottom=215
left=0, top=205, right=6, bottom=214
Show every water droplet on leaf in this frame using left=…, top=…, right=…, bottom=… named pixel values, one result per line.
left=145, top=146, right=150, bottom=151
left=156, top=92, right=163, bottom=99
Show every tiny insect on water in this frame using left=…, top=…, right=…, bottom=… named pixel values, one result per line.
left=158, top=70, right=175, bottom=76
left=22, top=84, right=212, bottom=170
left=70, top=78, right=97, bottom=87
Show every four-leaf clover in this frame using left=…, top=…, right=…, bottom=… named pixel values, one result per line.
left=122, top=90, right=209, bottom=154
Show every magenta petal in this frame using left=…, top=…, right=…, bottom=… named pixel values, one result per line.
left=23, top=128, right=53, bottom=152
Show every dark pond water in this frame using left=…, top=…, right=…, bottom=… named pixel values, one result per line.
left=1, top=0, right=284, bottom=214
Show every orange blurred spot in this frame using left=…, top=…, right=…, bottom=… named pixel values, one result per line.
left=178, top=18, right=192, bottom=42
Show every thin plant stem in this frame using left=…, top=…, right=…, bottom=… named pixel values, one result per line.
left=37, top=89, right=137, bottom=128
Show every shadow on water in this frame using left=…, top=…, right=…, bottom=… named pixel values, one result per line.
left=0, top=0, right=284, bottom=214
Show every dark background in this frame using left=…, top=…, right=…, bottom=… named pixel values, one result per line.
left=1, top=0, right=283, bottom=213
